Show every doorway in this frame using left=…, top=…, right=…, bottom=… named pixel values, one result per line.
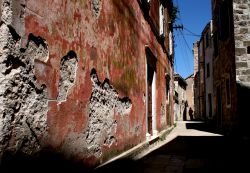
left=146, top=48, right=157, bottom=136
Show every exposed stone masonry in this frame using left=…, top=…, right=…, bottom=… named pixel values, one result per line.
left=233, top=0, right=250, bottom=86
left=92, top=0, right=102, bottom=18
left=84, top=69, right=132, bottom=157
left=57, top=51, right=78, bottom=103
left=0, top=25, right=48, bottom=157
left=0, top=0, right=49, bottom=159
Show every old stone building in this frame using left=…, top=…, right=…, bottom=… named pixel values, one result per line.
left=198, top=38, right=206, bottom=120
left=174, top=74, right=187, bottom=121
left=193, top=41, right=199, bottom=119
left=212, top=0, right=250, bottom=135
left=185, top=74, right=194, bottom=120
left=0, top=0, right=175, bottom=168
left=193, top=40, right=205, bottom=120
left=203, top=21, right=215, bottom=122
left=195, top=21, right=215, bottom=123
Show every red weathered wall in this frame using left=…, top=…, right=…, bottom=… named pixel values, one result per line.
left=3, top=0, right=173, bottom=166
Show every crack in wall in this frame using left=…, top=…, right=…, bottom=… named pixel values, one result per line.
left=84, top=69, right=132, bottom=158
left=0, top=0, right=48, bottom=159
left=57, top=51, right=78, bottom=103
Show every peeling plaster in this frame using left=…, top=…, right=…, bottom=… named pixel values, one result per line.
left=92, top=0, right=102, bottom=18
left=0, top=0, right=48, bottom=159
left=0, top=26, right=48, bottom=157
left=84, top=69, right=132, bottom=157
left=161, top=103, right=166, bottom=126
left=57, top=51, right=78, bottom=103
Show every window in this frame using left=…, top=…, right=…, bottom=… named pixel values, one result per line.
left=166, top=75, right=170, bottom=104
left=169, top=32, right=173, bottom=55
left=159, top=4, right=165, bottom=37
left=247, top=46, right=250, bottom=54
left=207, top=63, right=210, bottom=78
left=225, top=76, right=231, bottom=107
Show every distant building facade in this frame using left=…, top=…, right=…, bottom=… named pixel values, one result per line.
left=193, top=40, right=206, bottom=120
left=203, top=21, right=215, bottom=121
left=185, top=74, right=194, bottom=120
left=193, top=41, right=200, bottom=119
left=174, top=74, right=187, bottom=121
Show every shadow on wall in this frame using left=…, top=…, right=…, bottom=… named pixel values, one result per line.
left=0, top=150, right=91, bottom=173
left=237, top=83, right=250, bottom=137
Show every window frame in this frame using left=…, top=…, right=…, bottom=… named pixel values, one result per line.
left=206, top=63, right=210, bottom=78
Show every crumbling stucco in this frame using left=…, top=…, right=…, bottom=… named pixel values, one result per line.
left=57, top=51, right=78, bottom=103
left=0, top=0, right=48, bottom=158
left=92, top=0, right=102, bottom=18
left=84, top=69, right=132, bottom=157
left=161, top=103, right=166, bottom=126
left=0, top=0, right=26, bottom=37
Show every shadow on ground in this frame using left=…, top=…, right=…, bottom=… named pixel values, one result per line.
left=96, top=135, right=250, bottom=173
left=1, top=131, right=249, bottom=173
left=185, top=121, right=220, bottom=134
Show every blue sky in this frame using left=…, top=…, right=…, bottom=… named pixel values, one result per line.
left=173, top=0, right=212, bottom=78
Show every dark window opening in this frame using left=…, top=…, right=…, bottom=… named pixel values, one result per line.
left=207, top=63, right=210, bottom=78
left=166, top=75, right=170, bottom=102
left=247, top=46, right=250, bottom=54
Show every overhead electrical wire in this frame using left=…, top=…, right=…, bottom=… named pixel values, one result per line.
left=179, top=30, right=193, bottom=72
left=174, top=28, right=194, bottom=76
left=173, top=0, right=197, bottom=77
left=183, top=27, right=201, bottom=37
left=175, top=30, right=192, bottom=76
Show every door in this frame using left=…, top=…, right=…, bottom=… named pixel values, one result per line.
left=147, top=65, right=154, bottom=135
left=146, top=48, right=157, bottom=136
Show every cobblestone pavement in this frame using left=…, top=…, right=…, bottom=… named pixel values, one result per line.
left=96, top=121, right=250, bottom=173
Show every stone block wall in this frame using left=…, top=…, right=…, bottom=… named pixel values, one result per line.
left=233, top=0, right=250, bottom=135
left=185, top=75, right=194, bottom=120
left=233, top=0, right=250, bottom=86
left=212, top=0, right=238, bottom=131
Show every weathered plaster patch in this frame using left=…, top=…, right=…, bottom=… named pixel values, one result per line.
left=161, top=103, right=166, bottom=126
left=57, top=51, right=78, bottom=103
left=84, top=69, right=132, bottom=157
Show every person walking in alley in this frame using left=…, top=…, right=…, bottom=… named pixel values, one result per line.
left=189, top=107, right=194, bottom=120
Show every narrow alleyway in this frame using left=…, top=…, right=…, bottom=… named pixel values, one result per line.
left=96, top=121, right=250, bottom=173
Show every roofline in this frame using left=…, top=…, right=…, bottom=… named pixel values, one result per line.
left=174, top=73, right=187, bottom=86
left=185, top=73, right=194, bottom=80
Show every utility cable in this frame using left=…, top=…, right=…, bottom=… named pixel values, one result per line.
left=183, top=27, right=201, bottom=37
left=175, top=30, right=192, bottom=76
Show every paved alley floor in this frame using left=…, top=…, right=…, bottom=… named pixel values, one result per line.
left=96, top=121, right=250, bottom=173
